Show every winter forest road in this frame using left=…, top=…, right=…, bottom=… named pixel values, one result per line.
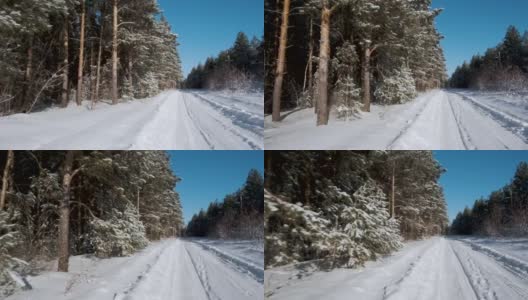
left=118, top=239, right=264, bottom=300
left=265, top=237, right=528, bottom=300
left=8, top=239, right=264, bottom=300
left=265, top=89, right=528, bottom=150
left=0, top=90, right=264, bottom=150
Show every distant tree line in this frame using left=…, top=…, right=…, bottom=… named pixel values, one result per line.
left=186, top=169, right=264, bottom=239
left=0, top=151, right=183, bottom=297
left=449, top=26, right=528, bottom=91
left=0, top=0, right=183, bottom=116
left=450, top=162, right=528, bottom=236
left=184, top=32, right=264, bottom=91
left=265, top=151, right=448, bottom=268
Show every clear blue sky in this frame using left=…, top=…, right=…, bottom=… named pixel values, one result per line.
left=434, top=151, right=528, bottom=223
left=432, top=0, right=528, bottom=76
left=157, top=0, right=264, bottom=76
left=168, top=151, right=264, bottom=224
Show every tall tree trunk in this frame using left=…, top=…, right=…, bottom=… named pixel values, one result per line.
left=26, top=43, right=33, bottom=82
left=112, top=0, right=119, bottom=105
left=89, top=41, right=94, bottom=102
left=391, top=163, right=395, bottom=218
left=62, top=17, right=69, bottom=107
left=76, top=0, right=86, bottom=106
left=304, top=17, right=314, bottom=94
left=58, top=151, right=74, bottom=272
left=22, top=37, right=34, bottom=111
left=316, top=7, right=331, bottom=126
left=93, top=21, right=104, bottom=108
left=0, top=150, right=14, bottom=211
left=362, top=46, right=372, bottom=112
left=271, top=0, right=290, bottom=122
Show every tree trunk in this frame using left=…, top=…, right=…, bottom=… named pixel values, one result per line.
left=93, top=21, right=104, bottom=108
left=362, top=47, right=371, bottom=112
left=391, top=163, right=395, bottom=218
left=304, top=17, right=314, bottom=94
left=22, top=37, right=34, bottom=111
left=62, top=17, right=69, bottom=107
left=271, top=0, right=290, bottom=122
left=0, top=150, right=14, bottom=211
left=76, top=0, right=86, bottom=106
left=26, top=43, right=33, bottom=82
left=58, top=151, right=74, bottom=272
left=112, top=0, right=119, bottom=105
left=316, top=7, right=331, bottom=126
left=89, top=41, right=95, bottom=102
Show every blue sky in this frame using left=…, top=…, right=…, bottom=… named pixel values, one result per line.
left=168, top=151, right=264, bottom=224
left=157, top=0, right=264, bottom=76
left=434, top=151, right=528, bottom=222
left=432, top=0, right=528, bottom=76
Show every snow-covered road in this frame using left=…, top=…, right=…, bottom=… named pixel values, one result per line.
left=265, top=89, right=528, bottom=150
left=0, top=90, right=263, bottom=150
left=265, top=237, right=528, bottom=300
left=8, top=239, right=263, bottom=300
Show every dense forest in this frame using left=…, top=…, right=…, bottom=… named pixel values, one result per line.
left=0, top=151, right=183, bottom=297
left=184, top=32, right=264, bottom=91
left=186, top=169, right=264, bottom=239
left=264, top=151, right=448, bottom=268
left=265, top=0, right=447, bottom=125
left=0, top=0, right=183, bottom=116
left=450, top=162, right=528, bottom=236
left=449, top=26, right=528, bottom=91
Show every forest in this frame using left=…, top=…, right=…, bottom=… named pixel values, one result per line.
left=185, top=169, right=264, bottom=239
left=265, top=0, right=447, bottom=125
left=449, top=25, right=528, bottom=91
left=450, top=162, right=528, bottom=236
left=0, top=0, right=183, bottom=116
left=0, top=151, right=183, bottom=298
left=264, top=151, right=448, bottom=268
left=184, top=32, right=264, bottom=91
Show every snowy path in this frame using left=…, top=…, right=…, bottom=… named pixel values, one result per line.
left=265, top=89, right=528, bottom=150
left=8, top=239, right=263, bottom=300
left=265, top=237, right=528, bottom=300
left=0, top=90, right=263, bottom=150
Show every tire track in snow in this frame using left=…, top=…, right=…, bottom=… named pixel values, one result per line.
left=451, top=90, right=528, bottom=143
left=386, top=92, right=435, bottom=149
left=190, top=92, right=264, bottom=137
left=449, top=241, right=498, bottom=300
left=382, top=256, right=424, bottom=299
left=456, top=239, right=528, bottom=281
left=186, top=93, right=262, bottom=150
left=183, top=243, right=219, bottom=300
left=382, top=238, right=447, bottom=300
left=181, top=93, right=216, bottom=150
left=191, top=241, right=264, bottom=284
left=446, top=93, right=474, bottom=150
left=447, top=92, right=512, bottom=150
left=113, top=241, right=173, bottom=300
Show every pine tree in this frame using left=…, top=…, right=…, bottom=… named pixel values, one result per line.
left=374, top=65, right=417, bottom=105
left=271, top=0, right=290, bottom=122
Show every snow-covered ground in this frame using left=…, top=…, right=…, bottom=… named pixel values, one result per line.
left=265, top=89, right=528, bottom=150
left=265, top=236, right=528, bottom=300
left=0, top=90, right=263, bottom=150
left=7, top=239, right=263, bottom=300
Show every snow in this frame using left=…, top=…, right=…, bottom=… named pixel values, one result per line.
left=0, top=90, right=263, bottom=150
left=7, top=239, right=263, bottom=300
left=265, top=89, right=528, bottom=150
left=265, top=236, right=528, bottom=300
